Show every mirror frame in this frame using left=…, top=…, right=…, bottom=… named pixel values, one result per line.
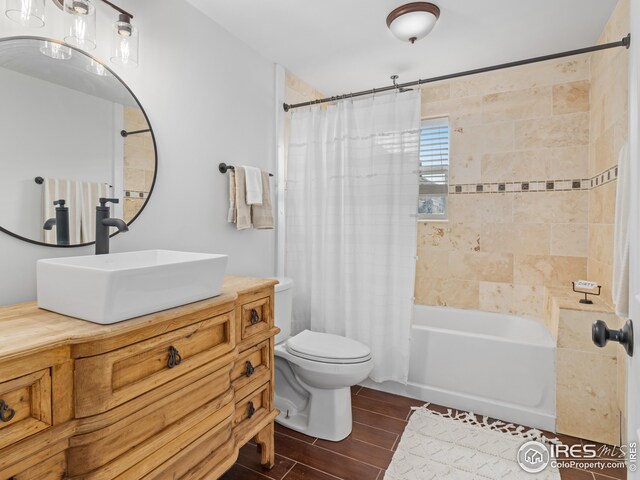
left=0, top=36, right=158, bottom=248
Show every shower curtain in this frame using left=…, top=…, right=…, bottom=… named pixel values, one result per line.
left=285, top=90, right=421, bottom=383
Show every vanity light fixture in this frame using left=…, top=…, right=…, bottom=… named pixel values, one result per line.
left=5, top=0, right=45, bottom=27
left=4, top=0, right=140, bottom=66
left=386, top=2, right=440, bottom=44
left=111, top=13, right=138, bottom=66
left=63, top=0, right=96, bottom=50
left=40, top=40, right=73, bottom=59
left=86, top=58, right=110, bottom=76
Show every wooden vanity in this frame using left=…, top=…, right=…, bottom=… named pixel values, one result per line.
left=0, top=276, right=278, bottom=479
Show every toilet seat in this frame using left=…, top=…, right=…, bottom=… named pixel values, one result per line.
left=286, top=330, right=372, bottom=364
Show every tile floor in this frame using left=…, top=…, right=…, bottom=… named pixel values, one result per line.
left=221, top=386, right=626, bottom=480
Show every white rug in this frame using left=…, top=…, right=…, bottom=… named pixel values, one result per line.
left=385, top=406, right=561, bottom=480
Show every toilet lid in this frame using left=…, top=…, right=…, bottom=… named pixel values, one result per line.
left=286, top=330, right=372, bottom=364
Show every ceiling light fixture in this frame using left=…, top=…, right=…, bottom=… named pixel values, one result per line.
left=5, top=0, right=139, bottom=66
left=386, top=2, right=440, bottom=44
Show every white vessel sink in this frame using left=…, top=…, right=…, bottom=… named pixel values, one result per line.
left=37, top=250, right=228, bottom=324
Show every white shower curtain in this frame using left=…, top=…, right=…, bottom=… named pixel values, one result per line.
left=285, top=91, right=421, bottom=383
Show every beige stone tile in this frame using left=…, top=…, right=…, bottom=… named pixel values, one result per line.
left=416, top=248, right=449, bottom=280
left=556, top=348, right=619, bottom=445
left=514, top=255, right=587, bottom=287
left=449, top=252, right=513, bottom=283
left=552, top=80, right=590, bottom=115
left=415, top=277, right=479, bottom=310
left=423, top=96, right=484, bottom=125
left=449, top=56, right=590, bottom=98
left=481, top=223, right=550, bottom=255
left=447, top=195, right=481, bottom=223
left=481, top=86, right=552, bottom=123
left=481, top=150, right=548, bottom=183
left=420, top=83, right=451, bottom=103
left=587, top=258, right=614, bottom=308
left=452, top=121, right=514, bottom=155
left=449, top=153, right=481, bottom=184
left=548, top=145, right=589, bottom=180
left=557, top=309, right=618, bottom=354
left=514, top=112, right=589, bottom=149
left=594, top=125, right=615, bottom=174
left=479, top=282, right=514, bottom=314
left=476, top=194, right=513, bottom=224
left=588, top=223, right=614, bottom=266
left=512, top=191, right=588, bottom=224
left=123, top=197, right=145, bottom=223
left=124, top=167, right=146, bottom=192
left=512, top=284, right=544, bottom=318
left=588, top=182, right=617, bottom=225
left=550, top=223, right=588, bottom=257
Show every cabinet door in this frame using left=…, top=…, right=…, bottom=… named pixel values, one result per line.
left=0, top=369, right=52, bottom=450
left=75, top=313, right=233, bottom=417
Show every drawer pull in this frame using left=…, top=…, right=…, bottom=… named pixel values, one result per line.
left=0, top=400, right=15, bottom=423
left=167, top=346, right=182, bottom=369
left=250, top=309, right=260, bottom=325
left=245, top=361, right=255, bottom=377
left=248, top=401, right=256, bottom=419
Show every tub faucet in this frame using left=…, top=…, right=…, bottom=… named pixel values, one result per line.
left=95, top=198, right=128, bottom=255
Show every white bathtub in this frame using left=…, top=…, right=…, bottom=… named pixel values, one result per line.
left=362, top=305, right=556, bottom=431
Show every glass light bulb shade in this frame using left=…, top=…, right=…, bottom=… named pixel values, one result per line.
left=86, top=58, right=110, bottom=76
left=63, top=0, right=96, bottom=50
left=111, top=21, right=139, bottom=67
left=5, top=0, right=45, bottom=27
left=388, top=11, right=438, bottom=43
left=40, top=41, right=73, bottom=60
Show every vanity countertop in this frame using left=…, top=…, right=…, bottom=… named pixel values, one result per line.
left=0, top=275, right=277, bottom=360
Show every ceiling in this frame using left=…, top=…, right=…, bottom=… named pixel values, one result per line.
left=186, top=0, right=619, bottom=97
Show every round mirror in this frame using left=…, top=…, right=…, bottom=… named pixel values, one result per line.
left=0, top=36, right=156, bottom=247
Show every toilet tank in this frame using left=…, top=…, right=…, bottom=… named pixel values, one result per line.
left=272, top=277, right=293, bottom=344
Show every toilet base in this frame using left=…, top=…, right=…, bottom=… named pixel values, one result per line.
left=275, top=381, right=353, bottom=442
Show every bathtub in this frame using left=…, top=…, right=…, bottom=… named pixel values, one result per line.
left=362, top=305, right=556, bottom=431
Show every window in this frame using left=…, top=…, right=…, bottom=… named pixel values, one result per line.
left=418, top=116, right=449, bottom=220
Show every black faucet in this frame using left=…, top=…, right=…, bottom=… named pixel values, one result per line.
left=43, top=199, right=70, bottom=246
left=95, top=198, right=129, bottom=255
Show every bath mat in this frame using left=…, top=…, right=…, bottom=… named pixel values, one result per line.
left=385, top=406, right=560, bottom=480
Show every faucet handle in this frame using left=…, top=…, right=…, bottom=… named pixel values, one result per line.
left=53, top=199, right=66, bottom=207
left=99, top=197, right=120, bottom=207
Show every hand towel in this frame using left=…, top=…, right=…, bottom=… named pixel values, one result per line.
left=234, top=167, right=252, bottom=230
left=227, top=169, right=237, bottom=223
left=251, top=171, right=275, bottom=229
left=613, top=142, right=630, bottom=316
left=243, top=165, right=263, bottom=205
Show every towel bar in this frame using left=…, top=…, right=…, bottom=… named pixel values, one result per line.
left=219, top=163, right=273, bottom=177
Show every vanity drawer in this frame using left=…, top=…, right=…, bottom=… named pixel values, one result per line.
left=231, top=340, right=271, bottom=400
left=234, top=382, right=270, bottom=436
left=0, top=369, right=52, bottom=451
left=239, top=296, right=271, bottom=341
left=68, top=367, right=232, bottom=478
left=9, top=451, right=66, bottom=480
left=75, top=312, right=233, bottom=417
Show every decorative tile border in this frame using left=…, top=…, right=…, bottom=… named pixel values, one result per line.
left=124, top=190, right=149, bottom=199
left=448, top=165, right=618, bottom=195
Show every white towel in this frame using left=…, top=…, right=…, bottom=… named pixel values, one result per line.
left=613, top=143, right=630, bottom=317
left=242, top=165, right=263, bottom=205
left=251, top=172, right=275, bottom=229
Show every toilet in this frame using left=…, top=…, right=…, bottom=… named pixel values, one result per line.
left=272, top=277, right=373, bottom=441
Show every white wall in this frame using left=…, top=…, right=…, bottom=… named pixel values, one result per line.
left=0, top=68, right=116, bottom=240
left=0, top=0, right=276, bottom=305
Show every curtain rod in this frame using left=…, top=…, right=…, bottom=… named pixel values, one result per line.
left=283, top=34, right=631, bottom=112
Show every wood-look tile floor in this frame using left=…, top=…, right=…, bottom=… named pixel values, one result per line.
left=221, top=386, right=626, bottom=480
